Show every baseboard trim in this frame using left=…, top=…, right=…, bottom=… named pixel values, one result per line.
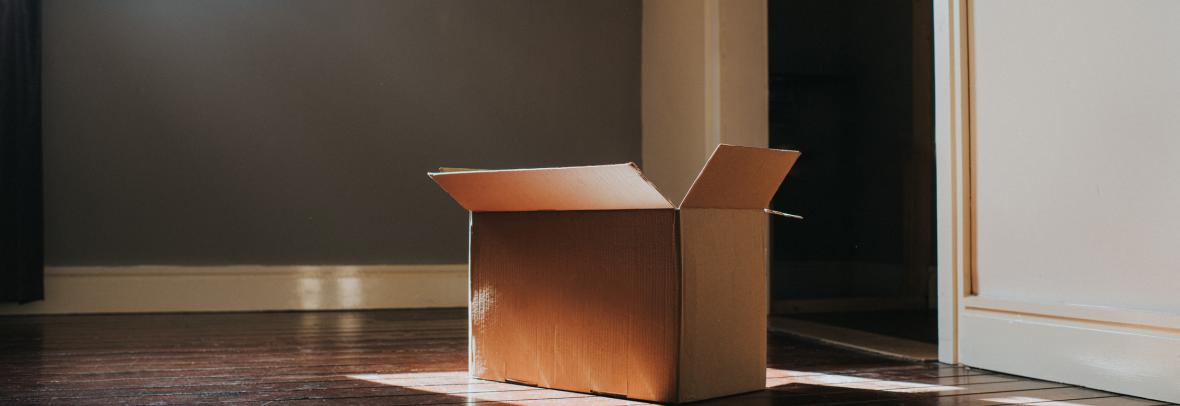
left=963, top=295, right=1180, bottom=333
left=771, top=296, right=926, bottom=315
left=768, top=316, right=938, bottom=362
left=961, top=308, right=1180, bottom=403
left=0, top=265, right=468, bottom=315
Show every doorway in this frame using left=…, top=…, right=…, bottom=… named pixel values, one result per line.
left=766, top=0, right=936, bottom=359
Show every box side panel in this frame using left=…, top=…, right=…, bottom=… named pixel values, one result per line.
left=677, top=208, right=768, bottom=401
left=470, top=210, right=680, bottom=402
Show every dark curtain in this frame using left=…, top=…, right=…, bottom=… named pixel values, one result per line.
left=0, top=0, right=43, bottom=303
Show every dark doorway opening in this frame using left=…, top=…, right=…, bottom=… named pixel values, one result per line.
left=767, top=1, right=936, bottom=353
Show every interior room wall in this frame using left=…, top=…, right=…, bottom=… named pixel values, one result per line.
left=40, top=0, right=642, bottom=267
left=641, top=0, right=766, bottom=204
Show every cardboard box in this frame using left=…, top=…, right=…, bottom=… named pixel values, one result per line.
left=428, top=144, right=800, bottom=403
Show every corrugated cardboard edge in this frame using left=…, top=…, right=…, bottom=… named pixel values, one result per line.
left=671, top=209, right=684, bottom=402
left=467, top=212, right=477, bottom=382
left=439, top=167, right=485, bottom=173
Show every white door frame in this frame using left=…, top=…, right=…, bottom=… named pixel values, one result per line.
left=932, top=0, right=971, bottom=365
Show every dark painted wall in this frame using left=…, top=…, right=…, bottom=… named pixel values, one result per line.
left=42, top=0, right=641, bottom=266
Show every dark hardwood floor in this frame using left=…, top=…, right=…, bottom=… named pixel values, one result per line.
left=0, top=309, right=1165, bottom=405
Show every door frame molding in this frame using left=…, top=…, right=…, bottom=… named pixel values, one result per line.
left=933, top=0, right=973, bottom=364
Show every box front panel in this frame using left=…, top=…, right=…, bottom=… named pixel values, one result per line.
left=470, top=209, right=679, bottom=402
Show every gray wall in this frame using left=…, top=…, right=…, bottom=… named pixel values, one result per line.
left=42, top=0, right=641, bottom=266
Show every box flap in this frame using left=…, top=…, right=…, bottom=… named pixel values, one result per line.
left=428, top=163, right=674, bottom=212
left=679, top=144, right=800, bottom=209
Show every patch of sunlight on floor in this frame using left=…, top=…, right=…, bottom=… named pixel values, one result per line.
left=346, top=372, right=651, bottom=405
left=766, top=368, right=967, bottom=393
left=981, top=397, right=1091, bottom=405
left=345, top=368, right=965, bottom=404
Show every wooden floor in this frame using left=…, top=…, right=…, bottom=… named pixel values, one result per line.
left=0, top=309, right=1167, bottom=405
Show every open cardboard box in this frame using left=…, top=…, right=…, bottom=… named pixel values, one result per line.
left=429, top=144, right=800, bottom=403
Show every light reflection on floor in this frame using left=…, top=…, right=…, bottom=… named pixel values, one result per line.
left=345, top=367, right=967, bottom=405
left=766, top=367, right=966, bottom=394
left=980, top=397, right=1092, bottom=405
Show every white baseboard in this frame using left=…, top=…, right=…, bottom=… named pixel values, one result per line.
left=0, top=264, right=468, bottom=315
left=961, top=302, right=1180, bottom=403
left=768, top=316, right=938, bottom=362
